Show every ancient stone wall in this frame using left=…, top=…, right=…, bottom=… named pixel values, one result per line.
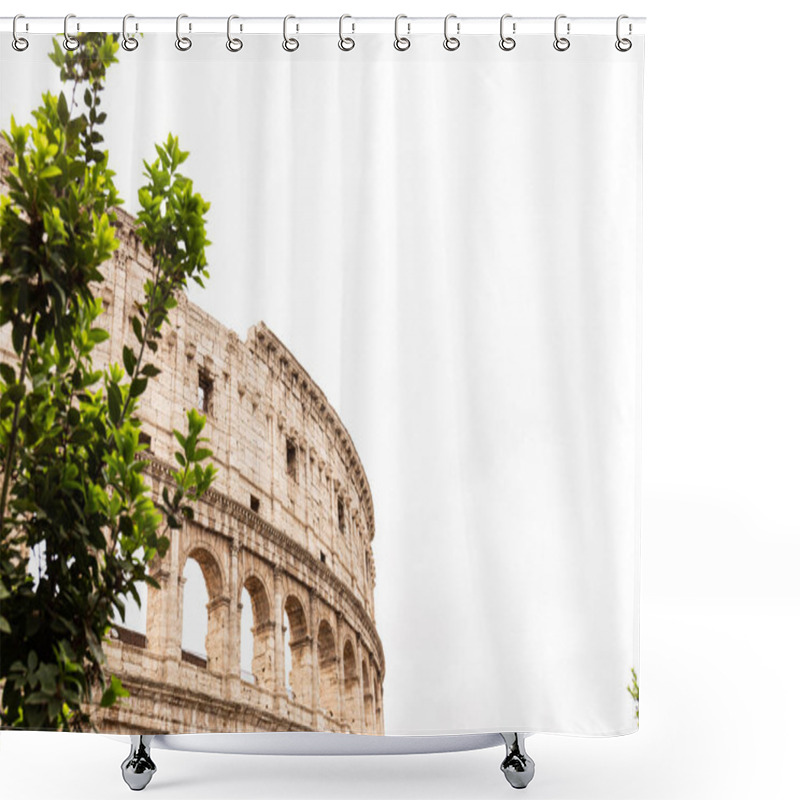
left=0, top=137, right=384, bottom=734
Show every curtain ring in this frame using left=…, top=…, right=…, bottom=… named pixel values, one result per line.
left=394, top=14, right=411, bottom=51
left=338, top=14, right=355, bottom=51
left=443, top=14, right=460, bottom=51
left=499, top=14, right=516, bottom=51
left=283, top=15, right=299, bottom=52
left=63, top=13, right=79, bottom=51
left=615, top=14, right=632, bottom=52
left=553, top=14, right=570, bottom=52
left=227, top=15, right=243, bottom=52
left=176, top=14, right=192, bottom=51
left=12, top=15, right=29, bottom=52
left=122, top=14, right=139, bottom=51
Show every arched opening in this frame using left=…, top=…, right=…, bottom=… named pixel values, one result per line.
left=241, top=575, right=273, bottom=690
left=181, top=549, right=226, bottom=673
left=283, top=594, right=311, bottom=706
left=362, top=659, right=374, bottom=733
left=101, top=543, right=149, bottom=647
left=342, top=639, right=358, bottom=731
left=317, top=620, right=338, bottom=725
left=181, top=558, right=208, bottom=666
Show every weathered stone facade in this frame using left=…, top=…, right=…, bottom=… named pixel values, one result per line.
left=0, top=138, right=384, bottom=734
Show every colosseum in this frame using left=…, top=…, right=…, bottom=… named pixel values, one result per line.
left=0, top=138, right=385, bottom=735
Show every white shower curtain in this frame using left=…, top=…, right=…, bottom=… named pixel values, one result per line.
left=0, top=27, right=643, bottom=737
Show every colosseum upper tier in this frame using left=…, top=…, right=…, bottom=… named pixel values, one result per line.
left=0, top=138, right=385, bottom=735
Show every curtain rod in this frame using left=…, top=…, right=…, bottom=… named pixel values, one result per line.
left=1, top=16, right=646, bottom=37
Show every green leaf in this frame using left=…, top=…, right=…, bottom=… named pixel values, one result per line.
left=111, top=674, right=129, bottom=699
left=100, top=687, right=117, bottom=708
left=131, top=316, right=143, bottom=343
left=0, top=363, right=16, bottom=385
left=108, top=381, right=122, bottom=424
left=129, top=377, right=148, bottom=398
left=27, top=650, right=38, bottom=672
left=88, top=328, right=110, bottom=345
left=122, top=345, right=137, bottom=376
left=57, top=92, right=69, bottom=125
left=11, top=323, right=25, bottom=355
left=4, top=383, right=25, bottom=404
left=140, top=364, right=160, bottom=378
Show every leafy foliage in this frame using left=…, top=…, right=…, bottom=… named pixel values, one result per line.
left=0, top=33, right=216, bottom=730
left=627, top=667, right=639, bottom=724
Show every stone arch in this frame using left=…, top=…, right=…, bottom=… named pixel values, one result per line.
left=181, top=547, right=228, bottom=674
left=317, top=619, right=338, bottom=723
left=242, top=575, right=271, bottom=624
left=342, top=639, right=359, bottom=731
left=240, top=575, right=273, bottom=689
left=283, top=594, right=312, bottom=706
left=182, top=546, right=225, bottom=599
left=362, top=658, right=375, bottom=733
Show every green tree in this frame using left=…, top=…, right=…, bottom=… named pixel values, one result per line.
left=0, top=33, right=216, bottom=730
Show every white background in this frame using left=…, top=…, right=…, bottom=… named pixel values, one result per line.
left=1, top=0, right=798, bottom=797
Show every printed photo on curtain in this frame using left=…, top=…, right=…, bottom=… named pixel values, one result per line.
left=0, top=18, right=643, bottom=784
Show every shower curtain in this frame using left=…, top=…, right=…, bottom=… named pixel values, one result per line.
left=0, top=23, right=643, bottom=738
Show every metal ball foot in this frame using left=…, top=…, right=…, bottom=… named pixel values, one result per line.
left=500, top=732, right=535, bottom=790
left=121, top=735, right=157, bottom=791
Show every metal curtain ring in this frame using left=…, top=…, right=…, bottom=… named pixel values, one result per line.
left=63, top=13, right=79, bottom=51
left=553, top=14, right=570, bottom=52
left=499, top=13, right=516, bottom=51
left=338, top=14, right=355, bottom=51
left=394, top=14, right=410, bottom=51
left=615, top=14, right=632, bottom=51
left=443, top=14, right=460, bottom=51
left=283, top=15, right=299, bottom=52
left=227, top=15, right=243, bottom=52
left=122, top=14, right=139, bottom=51
left=12, top=14, right=29, bottom=51
left=176, top=14, right=192, bottom=51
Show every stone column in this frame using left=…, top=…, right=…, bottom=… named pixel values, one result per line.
left=226, top=541, right=242, bottom=690
left=309, top=590, right=320, bottom=727
left=376, top=678, right=384, bottom=733
left=355, top=633, right=366, bottom=733
left=267, top=413, right=276, bottom=512
left=252, top=620, right=275, bottom=692
left=335, top=610, right=345, bottom=728
left=145, top=498, right=184, bottom=683
left=329, top=473, right=335, bottom=538
left=206, top=595, right=231, bottom=675
left=273, top=567, right=287, bottom=715
left=301, top=438, right=309, bottom=535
